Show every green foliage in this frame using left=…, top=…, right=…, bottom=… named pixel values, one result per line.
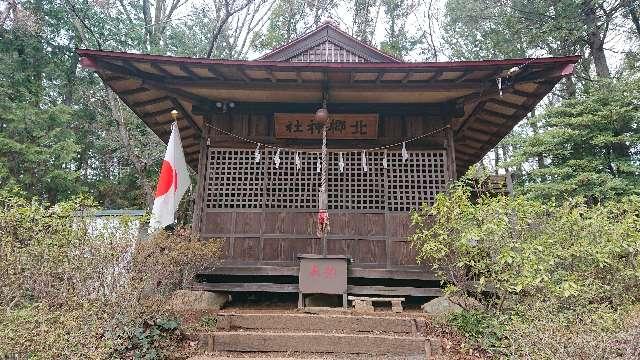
left=411, top=176, right=640, bottom=309
left=379, top=0, right=421, bottom=59
left=410, top=176, right=640, bottom=357
left=511, top=76, right=640, bottom=202
left=0, top=191, right=221, bottom=359
left=104, top=317, right=183, bottom=360
left=199, top=315, right=218, bottom=329
left=447, top=310, right=506, bottom=352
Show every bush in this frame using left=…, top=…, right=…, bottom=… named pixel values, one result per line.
left=0, top=191, right=221, bottom=359
left=410, top=174, right=640, bottom=357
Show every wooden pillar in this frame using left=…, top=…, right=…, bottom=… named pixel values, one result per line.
left=446, top=126, right=457, bottom=181
left=191, top=115, right=212, bottom=235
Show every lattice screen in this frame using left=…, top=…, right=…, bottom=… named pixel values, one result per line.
left=205, top=148, right=448, bottom=211
left=386, top=150, right=448, bottom=212
left=287, top=41, right=366, bottom=63
left=328, top=151, right=386, bottom=210
left=264, top=149, right=319, bottom=209
left=205, top=149, right=263, bottom=209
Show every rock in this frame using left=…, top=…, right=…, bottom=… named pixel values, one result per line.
left=169, top=290, right=229, bottom=312
left=421, top=295, right=482, bottom=315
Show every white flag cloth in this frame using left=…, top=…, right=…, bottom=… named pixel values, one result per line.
left=149, top=122, right=190, bottom=232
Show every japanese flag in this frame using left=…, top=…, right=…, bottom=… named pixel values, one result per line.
left=149, top=122, right=190, bottom=232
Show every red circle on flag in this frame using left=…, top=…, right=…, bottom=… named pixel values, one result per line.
left=155, top=160, right=175, bottom=197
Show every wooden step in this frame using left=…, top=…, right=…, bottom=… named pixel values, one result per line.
left=216, top=312, right=423, bottom=334
left=195, top=331, right=428, bottom=356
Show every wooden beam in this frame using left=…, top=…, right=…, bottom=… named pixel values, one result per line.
left=192, top=282, right=298, bottom=293
left=179, top=64, right=201, bottom=80
left=140, top=78, right=213, bottom=105
left=131, top=96, right=171, bottom=108
left=206, top=66, right=226, bottom=80
left=347, top=285, right=442, bottom=297
left=476, top=114, right=506, bottom=126
left=150, top=62, right=174, bottom=77
left=427, top=71, right=443, bottom=82
left=489, top=99, right=530, bottom=113
left=170, top=97, right=202, bottom=135
left=235, top=67, right=251, bottom=83
left=119, top=87, right=150, bottom=96
left=295, top=70, right=303, bottom=83
left=375, top=71, right=384, bottom=83
left=478, top=108, right=512, bottom=120
left=142, top=107, right=175, bottom=119
left=266, top=68, right=277, bottom=83
left=103, top=75, right=128, bottom=82
left=454, top=70, right=474, bottom=83
left=161, top=78, right=484, bottom=92
left=401, top=71, right=413, bottom=83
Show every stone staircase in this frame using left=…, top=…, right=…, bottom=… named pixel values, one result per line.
left=189, top=311, right=443, bottom=359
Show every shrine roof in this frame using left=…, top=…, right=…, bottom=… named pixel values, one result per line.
left=76, top=27, right=579, bottom=173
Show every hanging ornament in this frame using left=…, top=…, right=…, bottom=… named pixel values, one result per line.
left=295, top=151, right=301, bottom=171
left=497, top=77, right=503, bottom=97
left=254, top=144, right=261, bottom=163
left=402, top=142, right=409, bottom=162
left=361, top=150, right=368, bottom=172
left=316, top=156, right=321, bottom=173
left=383, top=151, right=388, bottom=169
left=338, top=152, right=345, bottom=173
left=273, top=148, right=281, bottom=169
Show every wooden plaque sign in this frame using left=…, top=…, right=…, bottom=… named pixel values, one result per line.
left=275, top=113, right=378, bottom=139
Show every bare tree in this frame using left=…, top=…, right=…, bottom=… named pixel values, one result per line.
left=106, top=88, right=156, bottom=209
left=204, top=0, right=257, bottom=58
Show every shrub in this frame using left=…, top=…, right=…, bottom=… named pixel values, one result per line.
left=410, top=178, right=640, bottom=311
left=410, top=174, right=640, bottom=357
left=0, top=191, right=221, bottom=359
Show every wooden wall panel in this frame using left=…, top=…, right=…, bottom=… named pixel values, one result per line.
left=329, top=213, right=385, bottom=236
left=386, top=213, right=414, bottom=240
left=233, top=237, right=260, bottom=261
left=263, top=212, right=316, bottom=235
left=390, top=240, right=419, bottom=266
left=262, top=238, right=321, bottom=262
left=381, top=115, right=403, bottom=138
left=202, top=212, right=234, bottom=234
left=326, top=238, right=357, bottom=258
left=234, top=212, right=262, bottom=234
left=356, top=239, right=386, bottom=264
left=248, top=114, right=269, bottom=136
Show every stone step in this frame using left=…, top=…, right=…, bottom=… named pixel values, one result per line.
left=216, top=312, right=425, bottom=335
left=195, top=331, right=429, bottom=356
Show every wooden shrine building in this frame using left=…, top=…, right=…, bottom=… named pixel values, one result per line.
left=78, top=22, right=578, bottom=297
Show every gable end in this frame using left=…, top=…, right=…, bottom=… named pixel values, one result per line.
left=258, top=23, right=399, bottom=63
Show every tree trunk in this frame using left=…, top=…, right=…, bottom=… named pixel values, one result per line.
left=581, top=1, right=611, bottom=78
left=627, top=0, right=640, bottom=40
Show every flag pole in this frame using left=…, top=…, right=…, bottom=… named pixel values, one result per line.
left=170, top=109, right=179, bottom=227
